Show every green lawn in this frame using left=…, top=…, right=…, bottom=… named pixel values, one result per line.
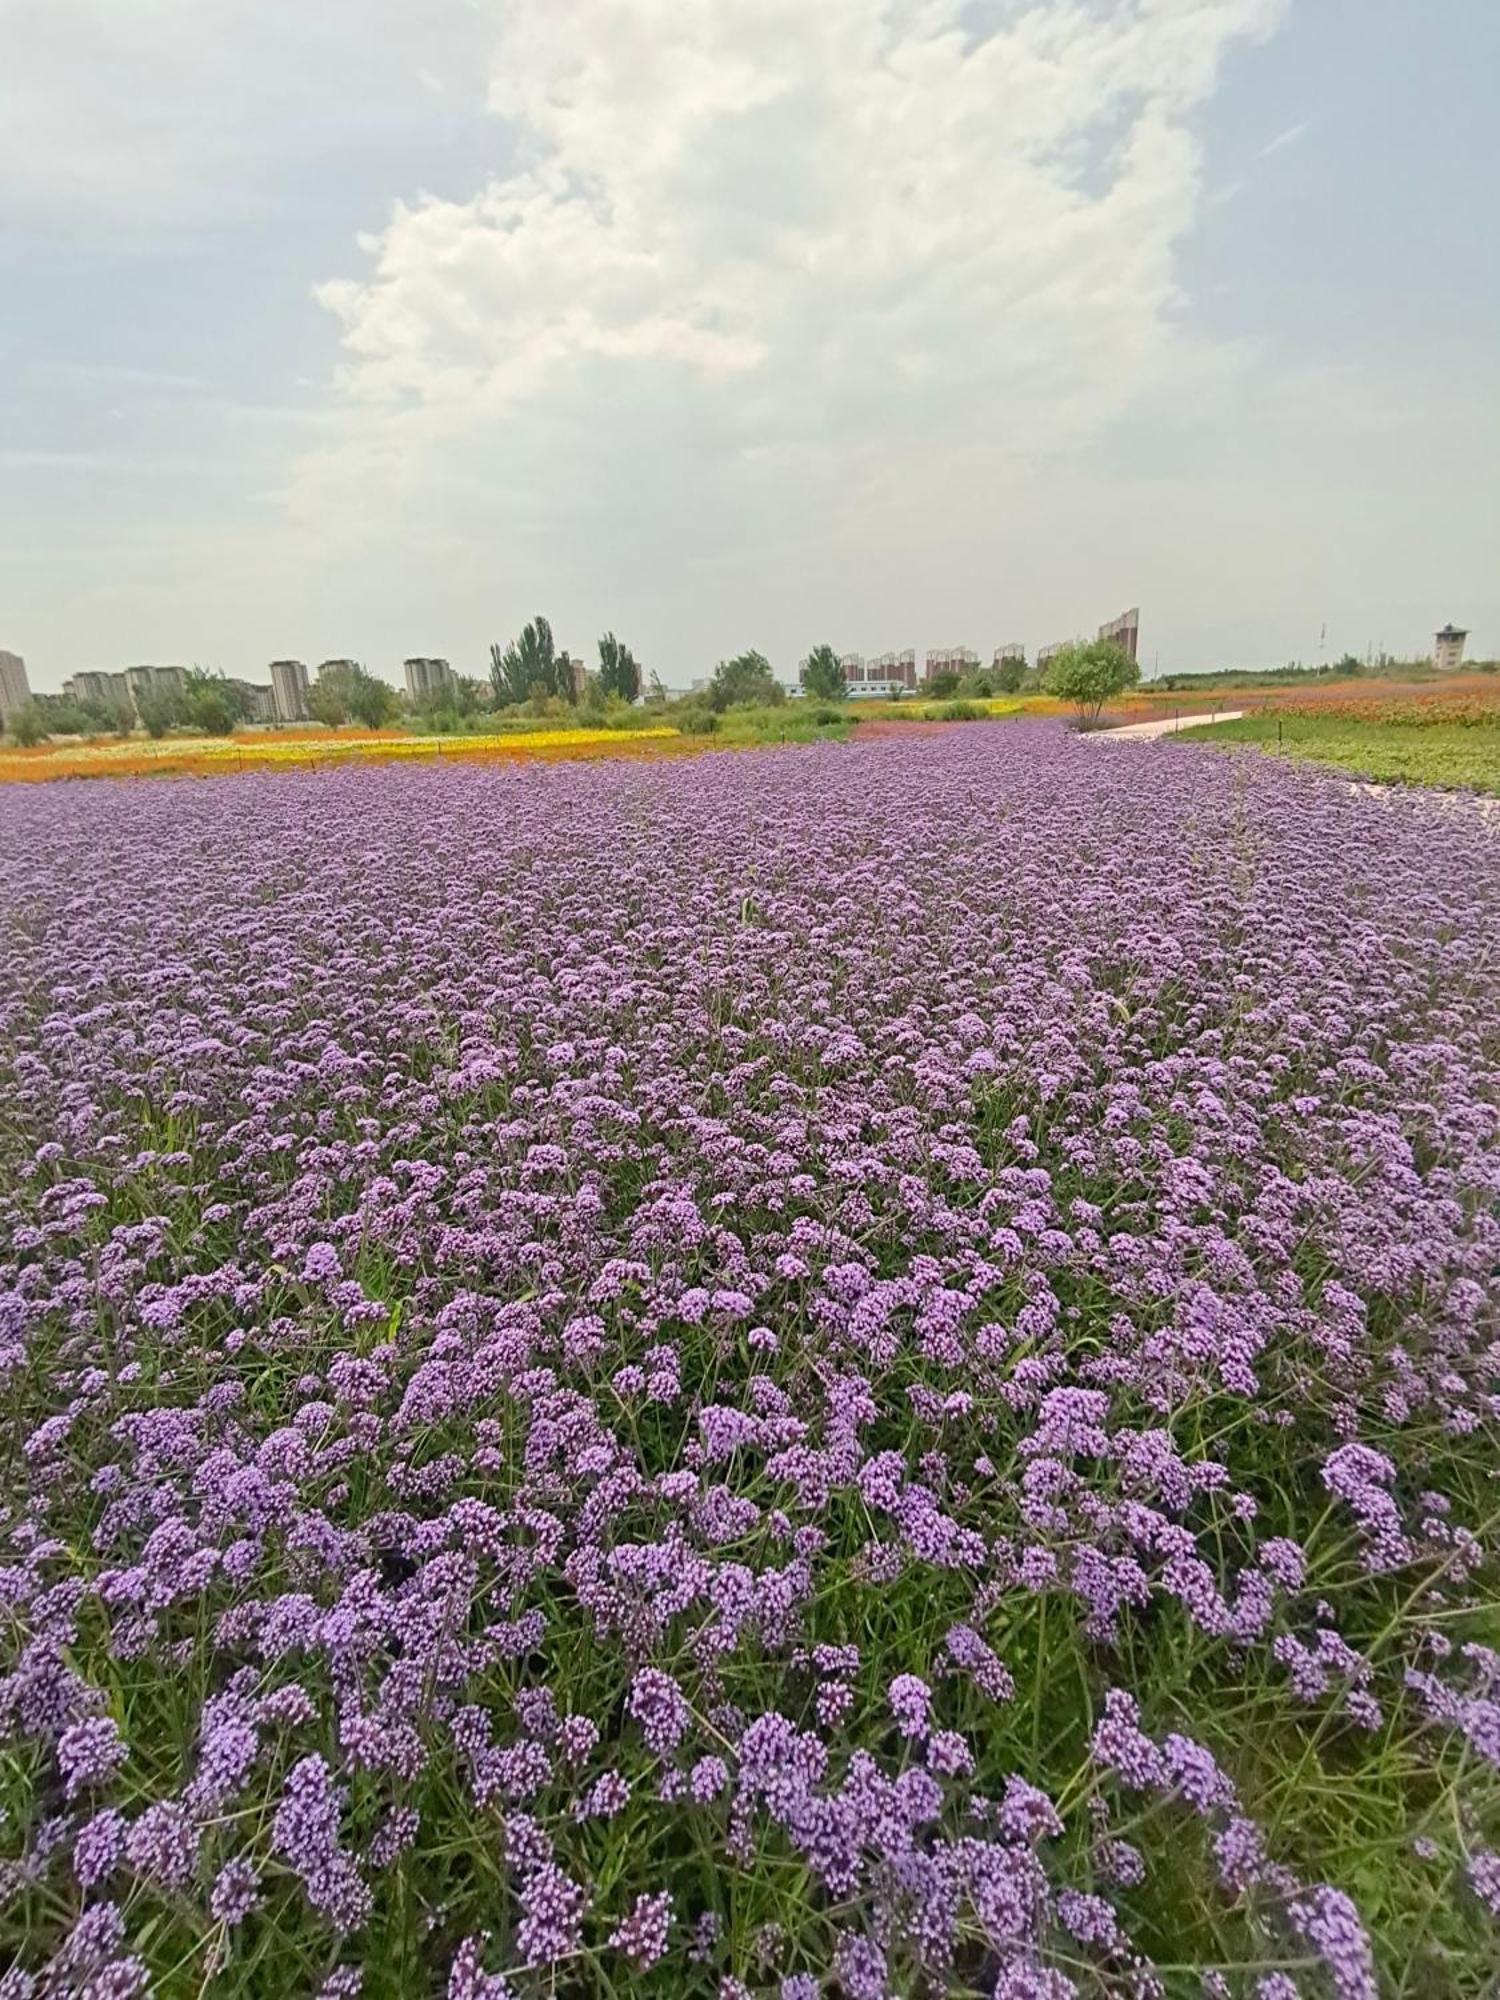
left=1194, top=714, right=1500, bottom=795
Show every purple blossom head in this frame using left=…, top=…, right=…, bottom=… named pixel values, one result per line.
left=58, top=1716, right=127, bottom=1800
left=887, top=1674, right=932, bottom=1740
left=608, top=1890, right=673, bottom=1969
left=1288, top=1885, right=1377, bottom=2000
left=628, top=1667, right=691, bottom=1754
left=123, top=1801, right=197, bottom=1889
left=447, top=1935, right=515, bottom=1999
left=516, top=1862, right=587, bottom=1964
left=73, top=1809, right=127, bottom=1890
left=210, top=1857, right=262, bottom=1926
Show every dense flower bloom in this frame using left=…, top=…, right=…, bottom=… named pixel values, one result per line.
left=123, top=1803, right=197, bottom=1889
left=57, top=1717, right=127, bottom=1799
left=271, top=1757, right=371, bottom=1933
left=1288, top=1886, right=1378, bottom=2000
left=888, top=1674, right=932, bottom=1740
left=1467, top=1851, right=1500, bottom=1918
left=210, top=1858, right=262, bottom=1927
left=628, top=1668, right=691, bottom=1754
left=0, top=732, right=1495, bottom=1992
left=447, top=1934, right=515, bottom=1999
left=608, top=1890, right=674, bottom=1968
left=515, top=1863, right=587, bottom=1964
left=72, top=1810, right=126, bottom=1890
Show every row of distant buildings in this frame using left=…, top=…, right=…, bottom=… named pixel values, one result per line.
left=58, top=663, right=282, bottom=725
left=809, top=613, right=1139, bottom=698
left=38, top=655, right=459, bottom=728
left=267, top=657, right=457, bottom=720
left=815, top=645, right=1028, bottom=699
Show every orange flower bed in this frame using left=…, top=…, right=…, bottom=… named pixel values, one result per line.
left=1271, top=686, right=1500, bottom=728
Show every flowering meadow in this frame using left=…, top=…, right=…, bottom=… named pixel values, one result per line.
left=0, top=727, right=1497, bottom=1999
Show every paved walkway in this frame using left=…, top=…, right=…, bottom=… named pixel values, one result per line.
left=1085, top=709, right=1245, bottom=741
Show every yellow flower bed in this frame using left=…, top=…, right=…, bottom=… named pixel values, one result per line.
left=0, top=727, right=682, bottom=785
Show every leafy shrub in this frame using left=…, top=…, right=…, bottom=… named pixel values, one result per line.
left=4, top=703, right=49, bottom=747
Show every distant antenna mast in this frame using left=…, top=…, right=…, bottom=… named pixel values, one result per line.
left=1318, top=622, right=1327, bottom=665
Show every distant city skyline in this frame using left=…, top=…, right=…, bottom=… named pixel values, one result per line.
left=12, top=604, right=1491, bottom=702
left=3, top=2, right=1496, bottom=688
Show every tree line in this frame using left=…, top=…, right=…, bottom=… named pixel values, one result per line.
left=484, top=620, right=643, bottom=709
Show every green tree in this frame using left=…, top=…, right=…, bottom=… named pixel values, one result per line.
left=1043, top=637, right=1141, bottom=726
left=307, top=680, right=349, bottom=728
left=799, top=644, right=845, bottom=702
left=348, top=672, right=398, bottom=730
left=183, top=669, right=251, bottom=730
left=491, top=617, right=557, bottom=705
left=709, top=650, right=782, bottom=711
left=495, top=624, right=529, bottom=704
left=597, top=632, right=642, bottom=704
left=33, top=694, right=102, bottom=737
left=6, top=702, right=49, bottom=747
left=993, top=655, right=1026, bottom=694
left=136, top=695, right=177, bottom=739
left=188, top=688, right=235, bottom=735
left=927, top=671, right=960, bottom=699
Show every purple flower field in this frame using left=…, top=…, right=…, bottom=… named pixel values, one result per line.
left=0, top=725, right=1497, bottom=1999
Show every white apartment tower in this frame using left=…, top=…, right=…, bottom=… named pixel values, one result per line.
left=269, top=660, right=311, bottom=723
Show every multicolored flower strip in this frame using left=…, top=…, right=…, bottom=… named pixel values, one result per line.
left=0, top=726, right=1496, bottom=1996
left=0, top=725, right=684, bottom=785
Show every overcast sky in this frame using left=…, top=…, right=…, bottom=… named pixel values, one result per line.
left=3, top=0, right=1496, bottom=690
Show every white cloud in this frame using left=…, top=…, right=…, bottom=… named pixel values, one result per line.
left=292, top=0, right=1288, bottom=560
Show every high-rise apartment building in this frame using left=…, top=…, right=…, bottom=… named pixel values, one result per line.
left=1098, top=608, right=1140, bottom=662
left=1434, top=623, right=1468, bottom=672
left=403, top=657, right=455, bottom=704
left=0, top=650, right=32, bottom=725
left=993, top=644, right=1026, bottom=668
left=269, top=659, right=311, bottom=723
